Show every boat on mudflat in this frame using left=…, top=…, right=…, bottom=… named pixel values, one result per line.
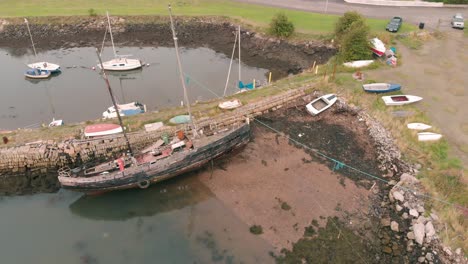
left=418, top=132, right=442, bottom=141
left=370, top=38, right=386, bottom=57
left=382, top=95, right=422, bottom=106
left=58, top=123, right=251, bottom=193
left=84, top=123, right=123, bottom=137
left=57, top=5, right=251, bottom=194
left=407, top=123, right=431, bottom=130
left=218, top=99, right=242, bottom=110
left=363, top=83, right=401, bottom=93
left=305, top=94, right=337, bottom=116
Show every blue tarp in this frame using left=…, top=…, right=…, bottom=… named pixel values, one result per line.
left=238, top=81, right=254, bottom=90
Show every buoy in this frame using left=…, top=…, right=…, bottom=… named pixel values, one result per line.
left=92, top=66, right=96, bottom=70
left=146, top=63, right=150, bottom=66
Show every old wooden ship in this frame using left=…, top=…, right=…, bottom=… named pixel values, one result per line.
left=57, top=5, right=250, bottom=193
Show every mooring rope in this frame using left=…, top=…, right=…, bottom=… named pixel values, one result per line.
left=253, top=118, right=467, bottom=211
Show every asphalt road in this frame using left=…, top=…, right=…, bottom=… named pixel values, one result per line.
left=234, top=0, right=466, bottom=29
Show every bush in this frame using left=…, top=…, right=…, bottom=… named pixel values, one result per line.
left=249, top=225, right=263, bottom=235
left=335, top=11, right=366, bottom=43
left=269, top=12, right=295, bottom=38
left=339, top=20, right=372, bottom=61
left=88, top=8, right=97, bottom=17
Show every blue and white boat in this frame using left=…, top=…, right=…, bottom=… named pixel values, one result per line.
left=102, top=102, right=146, bottom=119
left=362, top=83, right=401, bottom=93
left=24, top=68, right=51, bottom=79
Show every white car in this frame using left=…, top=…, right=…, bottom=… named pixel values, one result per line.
left=451, top=13, right=464, bottom=29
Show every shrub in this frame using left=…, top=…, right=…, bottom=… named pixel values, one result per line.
left=339, top=20, right=372, bottom=61
left=269, top=12, right=295, bottom=38
left=249, top=225, right=263, bottom=235
left=88, top=8, right=97, bottom=17
left=335, top=11, right=366, bottom=43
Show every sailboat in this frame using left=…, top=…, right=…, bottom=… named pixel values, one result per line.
left=98, top=11, right=143, bottom=71
left=57, top=5, right=251, bottom=194
left=24, top=18, right=61, bottom=73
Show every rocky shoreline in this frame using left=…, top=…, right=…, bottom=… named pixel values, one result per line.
left=0, top=16, right=336, bottom=75
left=336, top=99, right=466, bottom=263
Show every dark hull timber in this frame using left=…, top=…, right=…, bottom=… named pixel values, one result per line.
left=58, top=124, right=250, bottom=193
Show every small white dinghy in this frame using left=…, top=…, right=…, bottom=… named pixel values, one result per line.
left=48, top=118, right=63, bottom=127
left=418, top=132, right=442, bottom=142
left=407, top=123, right=431, bottom=130
left=343, top=60, right=374, bottom=68
left=382, top=95, right=422, bottom=106
left=218, top=99, right=242, bottom=110
left=306, top=94, right=337, bottom=116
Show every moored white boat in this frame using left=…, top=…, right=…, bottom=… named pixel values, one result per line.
left=363, top=83, right=401, bottom=93
left=370, top=38, right=386, bottom=57
left=218, top=99, right=242, bottom=109
left=382, top=95, right=422, bottom=106
left=27, top=62, right=61, bottom=73
left=99, top=12, right=143, bottom=71
left=98, top=57, right=143, bottom=71
left=343, top=60, right=374, bottom=68
left=418, top=132, right=442, bottom=141
left=24, top=19, right=61, bottom=73
left=407, top=123, right=432, bottom=130
left=305, top=94, right=337, bottom=116
left=84, top=123, right=123, bottom=137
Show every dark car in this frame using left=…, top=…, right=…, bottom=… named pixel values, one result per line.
left=386, top=17, right=403, bottom=32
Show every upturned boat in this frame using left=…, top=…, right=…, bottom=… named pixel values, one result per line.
left=84, top=123, right=123, bottom=137
left=407, top=123, right=431, bottom=130
left=363, top=83, right=401, bottom=93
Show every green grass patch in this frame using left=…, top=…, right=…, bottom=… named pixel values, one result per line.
left=0, top=0, right=415, bottom=35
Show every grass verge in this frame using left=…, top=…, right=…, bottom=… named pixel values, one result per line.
left=0, top=0, right=416, bottom=36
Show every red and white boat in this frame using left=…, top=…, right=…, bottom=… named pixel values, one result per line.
left=382, top=95, right=422, bottom=106
left=370, top=38, right=386, bottom=57
left=84, top=123, right=123, bottom=138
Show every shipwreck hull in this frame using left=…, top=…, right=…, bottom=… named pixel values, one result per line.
left=60, top=124, right=250, bottom=193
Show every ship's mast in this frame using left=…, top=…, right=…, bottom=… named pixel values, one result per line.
left=168, top=4, right=198, bottom=136
left=24, top=18, right=37, bottom=58
left=106, top=11, right=118, bottom=58
left=95, top=48, right=134, bottom=156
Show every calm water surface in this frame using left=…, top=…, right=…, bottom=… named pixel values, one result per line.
left=0, top=46, right=268, bottom=130
left=0, top=175, right=274, bottom=263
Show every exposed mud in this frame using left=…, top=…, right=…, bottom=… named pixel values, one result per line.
left=0, top=16, right=336, bottom=76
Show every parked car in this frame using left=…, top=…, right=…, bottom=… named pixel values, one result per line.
left=386, top=17, right=403, bottom=32
left=451, top=13, right=464, bottom=29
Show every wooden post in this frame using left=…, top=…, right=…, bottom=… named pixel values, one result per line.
left=253, top=79, right=256, bottom=89
left=332, top=63, right=337, bottom=80
left=315, top=65, right=319, bottom=75
left=268, top=72, right=272, bottom=84
left=312, top=61, right=316, bottom=72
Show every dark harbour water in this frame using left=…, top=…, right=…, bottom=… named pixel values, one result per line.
left=0, top=46, right=268, bottom=130
left=0, top=45, right=273, bottom=263
left=0, top=175, right=275, bottom=264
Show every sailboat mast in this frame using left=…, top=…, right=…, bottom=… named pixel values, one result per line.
left=24, top=18, right=37, bottom=58
left=238, top=25, right=241, bottom=83
left=95, top=48, right=134, bottom=156
left=223, top=30, right=238, bottom=97
left=168, top=4, right=198, bottom=136
left=106, top=11, right=117, bottom=58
